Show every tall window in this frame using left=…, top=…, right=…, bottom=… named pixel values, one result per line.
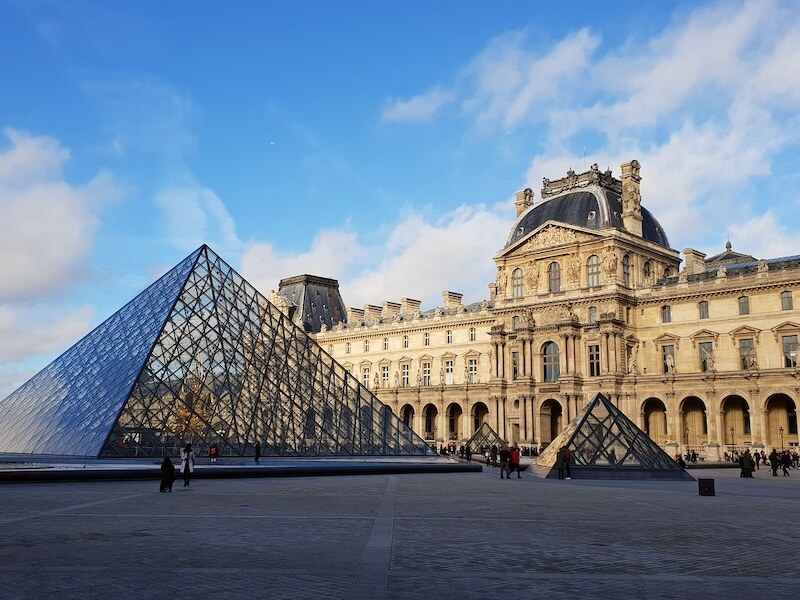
left=424, top=333, right=430, bottom=346
left=587, top=255, right=601, bottom=287
left=362, top=367, right=370, bottom=389
left=445, top=360, right=454, bottom=385
left=512, top=351, right=519, bottom=380
left=422, top=361, right=431, bottom=386
left=588, top=306, right=598, bottom=323
left=543, top=342, right=560, bottom=382
left=447, top=330, right=453, bottom=344
left=403, top=334, right=409, bottom=348
left=643, top=261, right=651, bottom=281
left=364, top=339, right=369, bottom=352
left=468, top=358, right=478, bottom=383
left=783, top=335, right=799, bottom=367
left=739, top=296, right=750, bottom=315
left=345, top=342, right=351, bottom=354
left=622, top=254, right=631, bottom=286
left=664, top=268, right=672, bottom=278
left=699, top=341, right=713, bottom=372
left=401, top=364, right=409, bottom=387
left=699, top=301, right=709, bottom=320
left=548, top=262, right=561, bottom=292
left=781, top=291, right=794, bottom=310
left=469, top=327, right=477, bottom=342
left=381, top=365, right=389, bottom=388
left=512, top=268, right=524, bottom=298
left=661, top=305, right=672, bottom=323
left=383, top=337, right=389, bottom=350
left=662, top=345, right=675, bottom=373
left=588, top=344, right=601, bottom=377
left=739, top=338, right=754, bottom=369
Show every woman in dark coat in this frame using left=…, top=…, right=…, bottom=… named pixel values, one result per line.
left=160, top=456, right=176, bottom=493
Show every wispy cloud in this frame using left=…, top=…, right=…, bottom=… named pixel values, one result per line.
left=382, top=87, right=455, bottom=123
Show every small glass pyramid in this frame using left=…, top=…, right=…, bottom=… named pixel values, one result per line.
left=533, top=393, right=692, bottom=479
left=466, top=422, right=507, bottom=457
left=0, top=245, right=436, bottom=459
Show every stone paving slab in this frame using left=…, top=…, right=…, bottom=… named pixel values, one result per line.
left=1, top=467, right=798, bottom=599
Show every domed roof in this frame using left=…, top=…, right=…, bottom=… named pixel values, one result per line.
left=504, top=185, right=670, bottom=249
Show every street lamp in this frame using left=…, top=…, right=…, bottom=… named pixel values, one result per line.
left=779, top=426, right=785, bottom=450
left=730, top=426, right=735, bottom=451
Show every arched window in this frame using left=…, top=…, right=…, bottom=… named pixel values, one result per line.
left=587, top=255, right=601, bottom=287
left=643, top=261, right=651, bottom=281
left=543, top=341, right=560, bottom=382
left=512, top=268, right=524, bottom=298
left=548, top=262, right=561, bottom=293
left=622, top=254, right=631, bottom=286
left=663, top=268, right=672, bottom=278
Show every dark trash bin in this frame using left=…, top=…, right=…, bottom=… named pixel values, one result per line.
left=698, top=478, right=715, bottom=496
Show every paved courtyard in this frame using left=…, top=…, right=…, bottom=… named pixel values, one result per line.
left=1, top=465, right=798, bottom=599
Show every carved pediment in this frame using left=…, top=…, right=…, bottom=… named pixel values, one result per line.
left=771, top=321, right=800, bottom=341
left=729, top=325, right=761, bottom=346
left=654, top=333, right=681, bottom=349
left=689, top=329, right=719, bottom=347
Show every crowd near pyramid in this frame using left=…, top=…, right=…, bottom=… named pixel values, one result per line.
left=0, top=245, right=436, bottom=459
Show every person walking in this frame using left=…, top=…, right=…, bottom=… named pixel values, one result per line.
left=742, top=449, right=755, bottom=478
left=498, top=446, right=511, bottom=479
left=209, top=443, right=219, bottom=464
left=781, top=450, right=791, bottom=476
left=510, top=444, right=522, bottom=478
left=180, top=443, right=195, bottom=487
left=557, top=446, right=572, bottom=480
left=769, top=449, right=779, bottom=476
left=160, top=456, right=175, bottom=492
left=254, top=441, right=262, bottom=464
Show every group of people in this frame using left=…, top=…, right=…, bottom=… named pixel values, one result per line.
left=479, top=444, right=523, bottom=478
left=159, top=443, right=196, bottom=492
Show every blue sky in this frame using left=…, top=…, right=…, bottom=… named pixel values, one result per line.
left=2, top=0, right=800, bottom=396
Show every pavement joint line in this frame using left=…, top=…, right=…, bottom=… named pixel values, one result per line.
left=349, top=475, right=397, bottom=599
left=0, top=493, right=143, bottom=526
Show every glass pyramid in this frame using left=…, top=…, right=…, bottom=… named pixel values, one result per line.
left=465, top=422, right=506, bottom=456
left=533, top=393, right=692, bottom=479
left=0, top=245, right=436, bottom=459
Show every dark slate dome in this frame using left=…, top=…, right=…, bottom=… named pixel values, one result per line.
left=504, top=186, right=670, bottom=249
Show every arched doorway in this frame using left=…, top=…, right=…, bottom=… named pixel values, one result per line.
left=642, top=398, right=668, bottom=444
left=423, top=404, right=438, bottom=441
left=447, top=403, right=463, bottom=441
left=765, top=393, right=798, bottom=450
left=400, top=404, right=415, bottom=432
left=722, top=395, right=751, bottom=450
left=539, top=399, right=563, bottom=447
left=681, top=396, right=708, bottom=448
left=472, top=402, right=489, bottom=434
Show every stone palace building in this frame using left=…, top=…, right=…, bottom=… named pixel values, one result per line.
left=273, top=161, right=799, bottom=460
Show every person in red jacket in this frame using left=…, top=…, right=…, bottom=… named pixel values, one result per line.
left=510, top=445, right=522, bottom=478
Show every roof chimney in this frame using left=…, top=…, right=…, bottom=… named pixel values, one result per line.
left=401, top=297, right=421, bottom=318
left=682, top=248, right=707, bottom=276
left=620, top=160, right=643, bottom=237
left=514, top=188, right=534, bottom=217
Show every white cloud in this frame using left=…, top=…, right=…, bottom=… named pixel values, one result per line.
left=0, top=304, right=95, bottom=363
left=0, top=129, right=123, bottom=301
left=727, top=212, right=798, bottom=259
left=155, top=184, right=242, bottom=258
left=382, top=87, right=455, bottom=122
left=241, top=203, right=512, bottom=310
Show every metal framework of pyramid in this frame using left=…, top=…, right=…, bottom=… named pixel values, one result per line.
left=532, top=393, right=692, bottom=480
left=465, top=422, right=507, bottom=456
left=0, top=245, right=436, bottom=459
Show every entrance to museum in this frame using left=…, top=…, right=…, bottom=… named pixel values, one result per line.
left=539, top=399, right=562, bottom=448
left=472, top=402, right=489, bottom=434
left=447, top=403, right=463, bottom=441
left=765, top=393, right=798, bottom=449
left=681, top=396, right=708, bottom=449
left=642, top=397, right=668, bottom=445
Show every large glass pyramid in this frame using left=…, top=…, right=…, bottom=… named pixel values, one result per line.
left=0, top=245, right=436, bottom=459
left=532, top=393, right=692, bottom=480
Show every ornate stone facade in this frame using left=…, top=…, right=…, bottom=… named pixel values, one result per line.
left=302, top=162, right=800, bottom=459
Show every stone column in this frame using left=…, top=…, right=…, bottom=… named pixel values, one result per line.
left=527, top=396, right=536, bottom=443
left=601, top=333, right=609, bottom=374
